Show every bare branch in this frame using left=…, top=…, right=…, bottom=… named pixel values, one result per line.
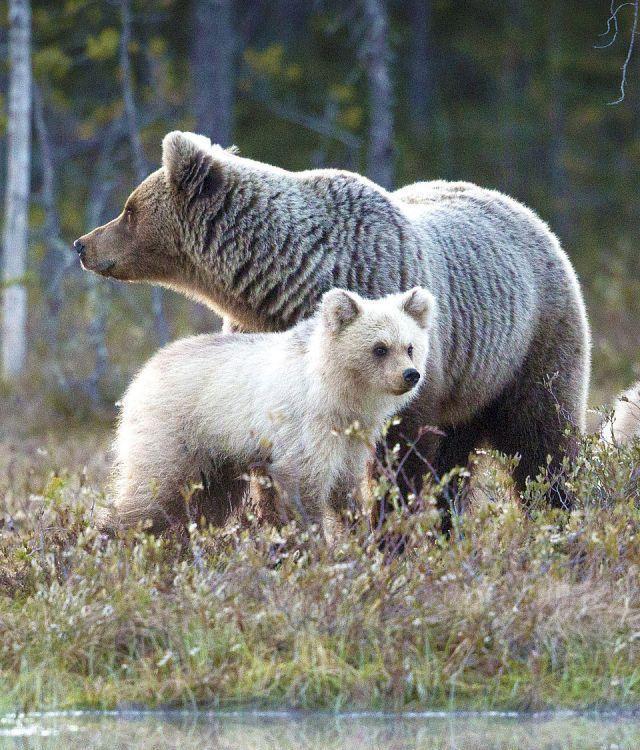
left=243, top=87, right=361, bottom=151
left=594, top=1, right=634, bottom=48
left=119, top=0, right=169, bottom=345
left=596, top=0, right=639, bottom=103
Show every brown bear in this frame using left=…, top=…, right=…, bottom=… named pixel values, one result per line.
left=75, top=131, right=591, bottom=525
left=105, top=287, right=434, bottom=534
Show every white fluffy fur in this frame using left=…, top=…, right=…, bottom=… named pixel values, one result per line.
left=108, top=288, right=435, bottom=533
left=602, top=381, right=640, bottom=445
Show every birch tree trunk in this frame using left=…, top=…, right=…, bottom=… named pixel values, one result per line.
left=359, top=0, right=394, bottom=189
left=191, top=0, right=235, bottom=146
left=120, top=0, right=169, bottom=346
left=2, top=0, right=31, bottom=379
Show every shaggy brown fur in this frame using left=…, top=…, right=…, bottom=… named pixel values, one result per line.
left=76, top=131, right=591, bottom=522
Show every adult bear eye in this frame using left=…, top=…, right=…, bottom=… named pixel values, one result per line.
left=408, top=344, right=414, bottom=357
left=373, top=344, right=388, bottom=358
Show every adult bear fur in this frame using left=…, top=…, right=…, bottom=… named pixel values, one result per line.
left=76, top=131, right=591, bottom=515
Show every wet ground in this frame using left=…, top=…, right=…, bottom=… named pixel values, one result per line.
left=2, top=710, right=640, bottom=749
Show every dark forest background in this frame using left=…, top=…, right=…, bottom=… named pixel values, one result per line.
left=0, top=0, right=639, bottom=423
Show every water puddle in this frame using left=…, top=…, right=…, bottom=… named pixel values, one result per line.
left=1, top=710, right=640, bottom=749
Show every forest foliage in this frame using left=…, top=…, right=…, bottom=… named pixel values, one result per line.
left=0, top=0, right=639, bottom=418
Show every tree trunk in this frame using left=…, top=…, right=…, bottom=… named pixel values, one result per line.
left=407, top=0, right=433, bottom=132
left=548, top=0, right=571, bottom=242
left=359, top=0, right=394, bottom=189
left=499, top=2, right=531, bottom=196
left=2, top=0, right=32, bottom=380
left=83, top=120, right=122, bottom=407
left=189, top=0, right=235, bottom=332
left=33, top=84, right=68, bottom=353
left=273, top=0, right=307, bottom=50
left=119, top=0, right=169, bottom=346
left=191, top=0, right=235, bottom=146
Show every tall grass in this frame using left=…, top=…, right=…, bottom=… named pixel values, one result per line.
left=0, top=426, right=638, bottom=714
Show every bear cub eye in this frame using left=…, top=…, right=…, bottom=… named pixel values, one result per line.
left=373, top=344, right=389, bottom=358
left=407, top=344, right=414, bottom=357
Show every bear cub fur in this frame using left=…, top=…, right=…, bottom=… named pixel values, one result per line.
left=603, top=381, right=640, bottom=445
left=103, top=287, right=435, bottom=534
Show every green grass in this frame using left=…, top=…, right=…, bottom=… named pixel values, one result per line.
left=0, top=426, right=638, bottom=714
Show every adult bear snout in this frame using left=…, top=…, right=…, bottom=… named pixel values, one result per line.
left=73, top=239, right=86, bottom=259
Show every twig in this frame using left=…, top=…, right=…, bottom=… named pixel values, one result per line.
left=594, top=1, right=634, bottom=48
left=596, top=0, right=639, bottom=104
left=243, top=87, right=361, bottom=151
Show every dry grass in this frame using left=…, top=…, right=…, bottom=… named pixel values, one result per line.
left=0, top=414, right=639, bottom=714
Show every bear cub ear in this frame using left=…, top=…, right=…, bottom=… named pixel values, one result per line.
left=321, top=289, right=363, bottom=333
left=162, top=131, right=222, bottom=198
left=399, top=287, right=436, bottom=329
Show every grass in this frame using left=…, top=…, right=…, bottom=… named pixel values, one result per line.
left=0, top=420, right=639, bottom=715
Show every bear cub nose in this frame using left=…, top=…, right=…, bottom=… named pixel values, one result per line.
left=73, top=239, right=85, bottom=258
left=403, top=368, right=421, bottom=387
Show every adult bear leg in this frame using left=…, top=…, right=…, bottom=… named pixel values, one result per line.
left=486, top=324, right=589, bottom=510
left=193, top=460, right=248, bottom=527
left=378, top=406, right=484, bottom=535
left=432, top=421, right=487, bottom=534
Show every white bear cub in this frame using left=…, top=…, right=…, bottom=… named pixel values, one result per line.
left=104, top=287, right=435, bottom=534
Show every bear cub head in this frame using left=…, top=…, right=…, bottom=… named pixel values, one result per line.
left=315, top=286, right=435, bottom=406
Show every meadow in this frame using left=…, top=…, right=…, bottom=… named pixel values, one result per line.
left=0, top=414, right=638, bottom=714
left=1, top=0, right=640, bottom=719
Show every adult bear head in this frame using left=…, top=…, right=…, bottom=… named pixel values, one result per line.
left=73, top=129, right=408, bottom=333
left=73, top=132, right=241, bottom=299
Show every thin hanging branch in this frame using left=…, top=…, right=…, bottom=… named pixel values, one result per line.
left=595, top=1, right=635, bottom=48
left=595, top=0, right=639, bottom=104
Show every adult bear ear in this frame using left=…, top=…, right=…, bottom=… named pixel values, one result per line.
left=399, top=287, right=436, bottom=329
left=162, top=131, right=223, bottom=198
left=321, top=289, right=363, bottom=333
